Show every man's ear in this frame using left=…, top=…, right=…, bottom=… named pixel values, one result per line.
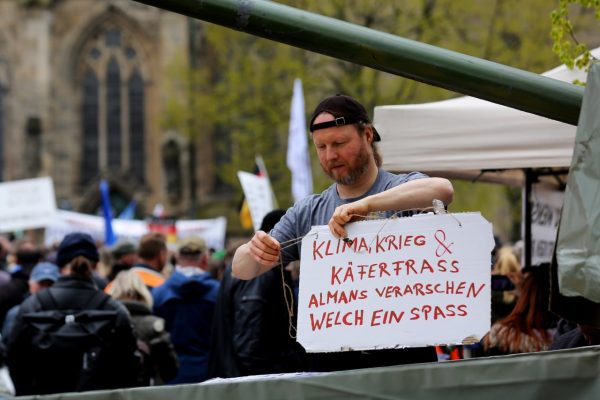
left=364, top=125, right=375, bottom=144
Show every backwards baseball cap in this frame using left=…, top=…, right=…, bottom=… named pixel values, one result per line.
left=56, top=232, right=100, bottom=267
left=309, top=94, right=381, bottom=141
left=178, top=236, right=207, bottom=255
left=30, top=262, right=60, bottom=283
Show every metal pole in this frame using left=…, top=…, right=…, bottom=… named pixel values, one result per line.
left=135, top=0, right=583, bottom=125
left=524, top=168, right=533, bottom=269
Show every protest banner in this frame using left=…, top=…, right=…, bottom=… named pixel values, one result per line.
left=45, top=210, right=227, bottom=250
left=177, top=217, right=227, bottom=251
left=0, top=177, right=57, bottom=233
left=297, top=212, right=494, bottom=353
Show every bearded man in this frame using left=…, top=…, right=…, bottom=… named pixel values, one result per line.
left=233, top=94, right=454, bottom=371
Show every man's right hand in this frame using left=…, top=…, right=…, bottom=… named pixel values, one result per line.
left=232, top=231, right=281, bottom=280
left=248, top=230, right=281, bottom=267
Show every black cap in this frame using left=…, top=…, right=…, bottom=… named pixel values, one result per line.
left=56, top=232, right=100, bottom=267
left=309, top=94, right=381, bottom=141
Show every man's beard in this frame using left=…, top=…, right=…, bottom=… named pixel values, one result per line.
left=321, top=144, right=371, bottom=185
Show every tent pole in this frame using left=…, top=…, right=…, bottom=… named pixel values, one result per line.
left=134, top=0, right=583, bottom=125
left=524, top=168, right=533, bottom=269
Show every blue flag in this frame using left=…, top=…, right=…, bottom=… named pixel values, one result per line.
left=118, top=200, right=137, bottom=220
left=99, top=179, right=117, bottom=246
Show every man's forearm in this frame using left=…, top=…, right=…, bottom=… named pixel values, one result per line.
left=232, top=243, right=271, bottom=280
left=365, top=177, right=453, bottom=212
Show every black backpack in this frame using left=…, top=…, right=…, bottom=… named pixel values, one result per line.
left=21, top=289, right=121, bottom=393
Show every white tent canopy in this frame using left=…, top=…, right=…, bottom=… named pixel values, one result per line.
left=373, top=49, right=599, bottom=177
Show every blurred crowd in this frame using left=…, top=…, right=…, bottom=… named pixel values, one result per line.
left=0, top=209, right=306, bottom=396
left=0, top=224, right=597, bottom=396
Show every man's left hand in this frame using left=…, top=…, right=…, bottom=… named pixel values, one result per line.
left=328, top=199, right=369, bottom=239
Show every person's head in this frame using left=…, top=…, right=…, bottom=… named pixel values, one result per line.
left=492, top=246, right=521, bottom=275
left=14, top=239, right=42, bottom=273
left=107, top=269, right=153, bottom=309
left=177, top=236, right=208, bottom=269
left=309, top=94, right=381, bottom=185
left=111, top=241, right=138, bottom=268
left=487, top=267, right=554, bottom=353
left=55, top=232, right=100, bottom=279
left=0, top=235, right=11, bottom=266
left=259, top=209, right=287, bottom=233
left=29, top=262, right=60, bottom=293
left=138, top=232, right=167, bottom=272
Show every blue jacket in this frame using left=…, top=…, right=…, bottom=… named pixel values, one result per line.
left=152, top=271, right=219, bottom=384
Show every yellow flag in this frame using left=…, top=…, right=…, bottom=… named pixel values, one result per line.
left=239, top=199, right=253, bottom=230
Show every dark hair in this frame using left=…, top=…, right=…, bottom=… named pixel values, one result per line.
left=69, top=255, right=93, bottom=279
left=356, top=122, right=382, bottom=167
left=259, top=209, right=286, bottom=232
left=138, top=232, right=167, bottom=260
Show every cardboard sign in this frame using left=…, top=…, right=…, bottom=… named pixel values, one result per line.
left=0, top=177, right=57, bottom=233
left=297, top=212, right=494, bottom=353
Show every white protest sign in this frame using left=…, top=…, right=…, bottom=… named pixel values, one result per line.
left=237, top=171, right=275, bottom=231
left=527, top=185, right=564, bottom=266
left=177, top=217, right=228, bottom=251
left=297, top=212, right=494, bottom=353
left=0, top=177, right=57, bottom=233
left=45, top=210, right=227, bottom=250
left=44, top=210, right=147, bottom=246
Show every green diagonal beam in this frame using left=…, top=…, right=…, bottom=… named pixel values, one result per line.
left=135, top=0, right=584, bottom=126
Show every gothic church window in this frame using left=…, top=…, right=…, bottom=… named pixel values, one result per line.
left=129, top=70, right=145, bottom=182
left=82, top=69, right=99, bottom=184
left=78, top=25, right=146, bottom=186
left=162, top=139, right=182, bottom=201
left=106, top=56, right=122, bottom=167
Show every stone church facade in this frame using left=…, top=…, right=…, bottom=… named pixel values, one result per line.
left=0, top=0, right=217, bottom=219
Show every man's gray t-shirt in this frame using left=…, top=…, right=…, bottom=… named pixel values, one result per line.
left=271, top=169, right=427, bottom=265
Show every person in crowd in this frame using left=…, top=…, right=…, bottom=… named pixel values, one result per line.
left=107, top=270, right=179, bottom=386
left=6, top=232, right=139, bottom=395
left=0, top=338, right=14, bottom=396
left=106, top=232, right=166, bottom=292
left=0, top=240, right=42, bottom=328
left=208, top=210, right=306, bottom=378
left=107, top=241, right=138, bottom=282
left=1, top=262, right=60, bottom=343
left=482, top=266, right=556, bottom=356
left=207, top=250, right=227, bottom=281
left=232, top=94, right=454, bottom=372
left=0, top=236, right=11, bottom=285
left=153, top=236, right=220, bottom=384
left=491, top=245, right=523, bottom=323
left=549, top=316, right=600, bottom=350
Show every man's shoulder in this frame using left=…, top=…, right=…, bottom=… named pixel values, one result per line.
left=379, top=169, right=428, bottom=185
left=131, top=265, right=166, bottom=288
left=294, top=189, right=331, bottom=207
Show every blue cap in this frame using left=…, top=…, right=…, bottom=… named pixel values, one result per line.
left=30, top=262, right=60, bottom=282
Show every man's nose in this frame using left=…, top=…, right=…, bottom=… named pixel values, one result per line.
left=326, top=147, right=338, bottom=161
